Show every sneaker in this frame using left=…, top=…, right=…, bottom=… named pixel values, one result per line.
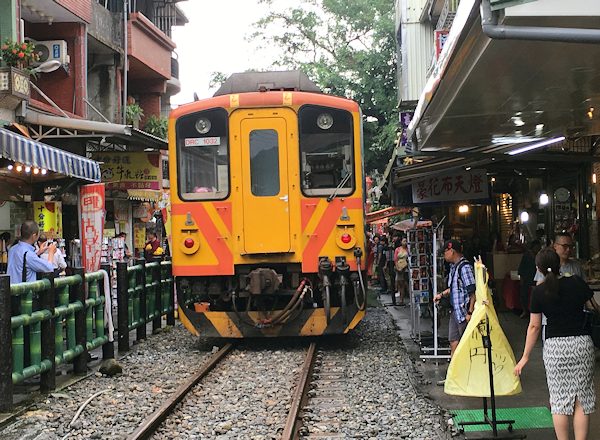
left=436, top=379, right=446, bottom=386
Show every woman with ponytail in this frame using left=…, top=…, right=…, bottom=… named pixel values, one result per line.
left=514, top=249, right=596, bottom=440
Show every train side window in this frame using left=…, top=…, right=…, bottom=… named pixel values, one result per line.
left=176, top=108, right=229, bottom=200
left=250, top=129, right=280, bottom=196
left=299, top=105, right=354, bottom=197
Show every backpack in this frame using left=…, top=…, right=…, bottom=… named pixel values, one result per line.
left=395, top=249, right=408, bottom=272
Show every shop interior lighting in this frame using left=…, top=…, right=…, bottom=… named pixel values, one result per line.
left=539, top=193, right=549, bottom=206
left=490, top=177, right=496, bottom=183
left=506, top=136, right=566, bottom=156
left=15, top=164, right=22, bottom=172
left=33, top=167, right=39, bottom=175
left=7, top=164, right=13, bottom=171
left=41, top=169, right=47, bottom=175
left=511, top=116, right=525, bottom=127
left=593, top=173, right=597, bottom=184
left=492, top=136, right=543, bottom=144
left=458, top=204, right=469, bottom=214
left=588, top=107, right=594, bottom=120
left=520, top=211, right=529, bottom=223
left=25, top=166, right=31, bottom=173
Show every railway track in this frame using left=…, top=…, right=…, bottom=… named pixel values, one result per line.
left=127, top=343, right=234, bottom=440
left=283, top=341, right=351, bottom=439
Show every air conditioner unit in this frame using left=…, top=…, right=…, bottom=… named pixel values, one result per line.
left=32, top=40, right=70, bottom=66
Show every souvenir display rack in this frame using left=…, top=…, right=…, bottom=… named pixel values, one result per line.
left=407, top=225, right=433, bottom=342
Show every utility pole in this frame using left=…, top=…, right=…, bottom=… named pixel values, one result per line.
left=122, top=0, right=129, bottom=125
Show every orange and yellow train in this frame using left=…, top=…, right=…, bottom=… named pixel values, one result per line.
left=168, top=71, right=367, bottom=337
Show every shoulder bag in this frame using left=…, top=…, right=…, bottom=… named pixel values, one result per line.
left=584, top=299, right=600, bottom=349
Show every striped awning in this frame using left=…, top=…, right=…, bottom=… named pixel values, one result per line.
left=0, top=127, right=101, bottom=182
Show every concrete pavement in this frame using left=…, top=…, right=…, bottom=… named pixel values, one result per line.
left=382, top=293, right=600, bottom=440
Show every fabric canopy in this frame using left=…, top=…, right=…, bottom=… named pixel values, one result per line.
left=0, top=127, right=101, bottom=182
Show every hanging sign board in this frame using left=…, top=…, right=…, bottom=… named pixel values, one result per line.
left=79, top=183, right=105, bottom=273
left=33, top=202, right=63, bottom=238
left=412, top=169, right=489, bottom=204
left=92, top=152, right=161, bottom=190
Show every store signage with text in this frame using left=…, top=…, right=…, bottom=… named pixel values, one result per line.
left=412, top=169, right=489, bottom=204
left=92, top=152, right=161, bottom=190
left=33, top=202, right=63, bottom=238
left=79, top=183, right=105, bottom=273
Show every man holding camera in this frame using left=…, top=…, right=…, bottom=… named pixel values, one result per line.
left=433, top=239, right=476, bottom=385
left=7, top=221, right=56, bottom=284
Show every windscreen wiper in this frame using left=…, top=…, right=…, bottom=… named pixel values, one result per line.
left=326, top=172, right=352, bottom=202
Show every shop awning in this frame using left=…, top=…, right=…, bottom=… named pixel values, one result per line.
left=366, top=206, right=413, bottom=224
left=127, top=189, right=162, bottom=202
left=0, top=127, right=101, bottom=182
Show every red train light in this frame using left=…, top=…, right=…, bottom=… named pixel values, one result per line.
left=184, top=238, right=195, bottom=248
left=341, top=233, right=352, bottom=244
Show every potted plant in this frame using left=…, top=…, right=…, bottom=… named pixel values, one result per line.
left=0, top=39, right=38, bottom=109
left=143, top=114, right=168, bottom=139
left=126, top=103, right=144, bottom=128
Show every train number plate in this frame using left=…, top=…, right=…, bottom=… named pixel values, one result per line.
left=184, top=137, right=221, bottom=147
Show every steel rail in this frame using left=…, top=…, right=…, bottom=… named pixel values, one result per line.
left=127, top=343, right=234, bottom=440
left=281, top=342, right=317, bottom=440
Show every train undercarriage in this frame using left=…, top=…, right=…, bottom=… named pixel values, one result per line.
left=176, top=256, right=367, bottom=337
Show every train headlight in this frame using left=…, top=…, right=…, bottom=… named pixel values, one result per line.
left=195, top=117, right=211, bottom=134
left=316, top=113, right=333, bottom=130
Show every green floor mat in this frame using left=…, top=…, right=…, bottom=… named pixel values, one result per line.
left=452, top=406, right=553, bottom=432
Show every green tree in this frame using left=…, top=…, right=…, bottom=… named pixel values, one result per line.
left=252, top=0, right=398, bottom=172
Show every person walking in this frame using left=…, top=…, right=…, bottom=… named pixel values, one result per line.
left=518, top=239, right=541, bottom=318
left=386, top=237, right=397, bottom=304
left=394, top=237, right=409, bottom=306
left=433, top=239, right=476, bottom=385
left=7, top=221, right=56, bottom=284
left=514, top=249, right=597, bottom=440
left=375, top=235, right=388, bottom=295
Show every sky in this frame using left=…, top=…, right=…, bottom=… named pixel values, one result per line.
left=171, top=0, right=294, bottom=106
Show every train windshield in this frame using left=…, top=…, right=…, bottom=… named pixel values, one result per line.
left=299, top=105, right=354, bottom=197
left=175, top=108, right=229, bottom=200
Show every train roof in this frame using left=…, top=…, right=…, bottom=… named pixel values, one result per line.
left=213, top=70, right=322, bottom=96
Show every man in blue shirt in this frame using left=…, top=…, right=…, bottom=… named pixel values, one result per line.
left=7, top=220, right=56, bottom=284
left=433, top=239, right=476, bottom=385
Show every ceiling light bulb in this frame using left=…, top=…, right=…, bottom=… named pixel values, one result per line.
left=41, top=169, right=47, bottom=175
left=520, top=211, right=529, bottom=223
left=539, top=193, right=549, bottom=205
left=33, top=167, right=40, bottom=175
left=7, top=164, right=13, bottom=170
left=16, top=165, right=23, bottom=172
left=25, top=166, right=31, bottom=173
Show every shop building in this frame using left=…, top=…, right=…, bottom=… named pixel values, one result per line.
left=391, top=0, right=600, bottom=286
left=0, top=0, right=183, bottom=268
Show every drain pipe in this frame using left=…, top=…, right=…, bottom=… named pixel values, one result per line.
left=481, top=0, right=600, bottom=44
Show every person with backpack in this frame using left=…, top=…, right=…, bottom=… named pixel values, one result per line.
left=433, top=239, right=476, bottom=385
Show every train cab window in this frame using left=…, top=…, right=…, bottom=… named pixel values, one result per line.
left=175, top=108, right=229, bottom=200
left=299, top=105, right=354, bottom=197
left=250, top=129, right=280, bottom=196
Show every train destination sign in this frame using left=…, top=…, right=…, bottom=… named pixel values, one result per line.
left=412, top=169, right=489, bottom=204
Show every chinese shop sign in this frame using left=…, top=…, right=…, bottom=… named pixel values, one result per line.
left=92, top=152, right=161, bottom=190
left=412, top=169, right=489, bottom=204
left=79, top=183, right=105, bottom=272
left=32, top=202, right=63, bottom=238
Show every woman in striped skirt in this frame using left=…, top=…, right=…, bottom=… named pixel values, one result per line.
left=514, top=249, right=597, bottom=440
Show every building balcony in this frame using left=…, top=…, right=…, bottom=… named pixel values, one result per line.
left=128, top=12, right=176, bottom=82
